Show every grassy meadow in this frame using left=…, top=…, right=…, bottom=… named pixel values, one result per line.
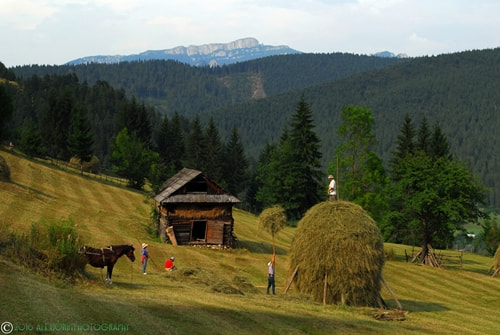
left=1, top=148, right=499, bottom=335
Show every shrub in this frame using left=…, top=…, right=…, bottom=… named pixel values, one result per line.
left=69, top=155, right=100, bottom=174
left=0, top=218, right=87, bottom=281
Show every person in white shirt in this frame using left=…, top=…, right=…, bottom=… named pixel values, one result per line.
left=328, top=175, right=337, bottom=201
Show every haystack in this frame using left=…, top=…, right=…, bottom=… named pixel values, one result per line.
left=288, top=201, right=386, bottom=307
left=490, top=246, right=500, bottom=277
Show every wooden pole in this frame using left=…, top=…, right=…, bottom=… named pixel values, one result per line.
left=284, top=266, right=299, bottom=293
left=381, top=274, right=403, bottom=310
left=323, top=272, right=328, bottom=305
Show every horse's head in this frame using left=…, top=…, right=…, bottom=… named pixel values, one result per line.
left=126, top=245, right=136, bottom=262
left=78, top=246, right=88, bottom=255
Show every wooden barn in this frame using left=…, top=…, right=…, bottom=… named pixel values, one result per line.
left=154, top=168, right=241, bottom=247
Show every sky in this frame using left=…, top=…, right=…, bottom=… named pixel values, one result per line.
left=1, top=0, right=499, bottom=67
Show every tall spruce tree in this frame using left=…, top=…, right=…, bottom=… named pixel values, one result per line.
left=287, top=94, right=323, bottom=218
left=185, top=116, right=207, bottom=171
left=41, top=87, right=75, bottom=160
left=116, top=96, right=152, bottom=147
left=67, top=106, right=94, bottom=174
left=389, top=114, right=416, bottom=182
left=204, top=117, right=224, bottom=183
left=255, top=96, right=322, bottom=219
left=223, top=126, right=249, bottom=197
left=0, top=84, right=13, bottom=141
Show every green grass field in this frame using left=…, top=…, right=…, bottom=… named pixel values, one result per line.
left=1, top=148, right=499, bottom=335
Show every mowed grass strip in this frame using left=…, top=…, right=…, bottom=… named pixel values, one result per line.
left=1, top=149, right=500, bottom=335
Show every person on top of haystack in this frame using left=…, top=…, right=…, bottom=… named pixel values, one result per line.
left=141, top=243, right=149, bottom=275
left=164, top=256, right=177, bottom=271
left=328, top=175, right=337, bottom=201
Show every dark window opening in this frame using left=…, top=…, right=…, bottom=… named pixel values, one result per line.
left=186, top=179, right=208, bottom=193
left=192, top=221, right=207, bottom=241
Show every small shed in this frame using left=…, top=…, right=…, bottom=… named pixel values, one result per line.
left=154, top=168, right=240, bottom=247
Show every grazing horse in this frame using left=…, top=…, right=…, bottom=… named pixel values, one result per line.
left=80, top=244, right=135, bottom=284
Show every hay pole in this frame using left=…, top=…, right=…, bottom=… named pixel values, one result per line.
left=493, top=268, right=500, bottom=277
left=381, top=275, right=403, bottom=310
left=323, top=272, right=328, bottom=305
left=284, top=265, right=299, bottom=293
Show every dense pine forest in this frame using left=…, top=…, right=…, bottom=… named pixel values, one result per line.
left=1, top=48, right=499, bottom=214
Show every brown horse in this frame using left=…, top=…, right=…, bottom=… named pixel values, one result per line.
left=80, top=244, right=135, bottom=284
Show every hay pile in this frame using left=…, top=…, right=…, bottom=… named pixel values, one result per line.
left=288, top=201, right=386, bottom=307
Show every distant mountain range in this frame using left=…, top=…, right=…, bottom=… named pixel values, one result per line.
left=66, top=37, right=407, bottom=66
left=66, top=38, right=302, bottom=67
left=372, top=51, right=408, bottom=58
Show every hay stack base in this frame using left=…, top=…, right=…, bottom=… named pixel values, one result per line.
left=288, top=201, right=386, bottom=307
left=490, top=246, right=500, bottom=277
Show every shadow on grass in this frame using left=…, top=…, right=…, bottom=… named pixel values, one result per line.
left=387, top=299, right=449, bottom=312
left=12, top=181, right=56, bottom=200
left=236, top=240, right=287, bottom=255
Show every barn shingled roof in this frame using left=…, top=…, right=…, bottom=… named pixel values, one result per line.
left=154, top=168, right=240, bottom=204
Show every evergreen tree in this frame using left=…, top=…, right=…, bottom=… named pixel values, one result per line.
left=204, top=117, right=224, bottom=183
left=416, top=116, right=431, bottom=155
left=116, top=96, right=152, bottom=147
left=287, top=95, right=323, bottom=217
left=255, top=143, right=281, bottom=210
left=168, top=111, right=186, bottom=172
left=223, top=126, right=249, bottom=197
left=41, top=87, right=74, bottom=160
left=430, top=122, right=452, bottom=160
left=0, top=84, right=14, bottom=141
left=67, top=106, right=94, bottom=174
left=185, top=116, right=207, bottom=171
left=18, top=119, right=46, bottom=158
left=389, top=114, right=416, bottom=182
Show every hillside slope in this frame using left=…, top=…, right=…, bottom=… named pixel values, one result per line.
left=1, top=149, right=500, bottom=335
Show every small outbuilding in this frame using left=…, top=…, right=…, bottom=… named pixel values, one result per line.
left=154, top=168, right=240, bottom=248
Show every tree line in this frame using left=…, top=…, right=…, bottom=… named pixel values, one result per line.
left=1, top=67, right=498, bottom=259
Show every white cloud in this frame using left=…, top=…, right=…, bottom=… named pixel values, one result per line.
left=0, top=0, right=499, bottom=66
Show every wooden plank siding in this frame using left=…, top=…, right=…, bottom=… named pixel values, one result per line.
left=154, top=168, right=240, bottom=248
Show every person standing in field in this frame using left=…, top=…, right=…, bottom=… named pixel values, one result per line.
left=141, top=243, right=149, bottom=275
left=267, top=253, right=276, bottom=295
left=328, top=175, right=337, bottom=201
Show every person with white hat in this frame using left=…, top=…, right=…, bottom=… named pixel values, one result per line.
left=164, top=256, right=176, bottom=271
left=141, top=243, right=149, bottom=274
left=266, top=253, right=276, bottom=295
left=328, top=175, right=337, bottom=201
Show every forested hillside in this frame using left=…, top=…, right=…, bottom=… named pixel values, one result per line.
left=202, top=48, right=500, bottom=209
left=11, top=53, right=406, bottom=115
left=3, top=48, right=499, bottom=209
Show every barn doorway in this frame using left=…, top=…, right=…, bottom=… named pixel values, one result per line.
left=192, top=221, right=207, bottom=241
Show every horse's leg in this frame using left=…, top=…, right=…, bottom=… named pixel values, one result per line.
left=107, top=264, right=114, bottom=284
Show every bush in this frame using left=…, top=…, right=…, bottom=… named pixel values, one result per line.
left=0, top=218, right=87, bottom=281
left=69, top=155, right=100, bottom=174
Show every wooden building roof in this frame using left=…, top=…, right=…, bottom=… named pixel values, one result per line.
left=154, top=168, right=240, bottom=204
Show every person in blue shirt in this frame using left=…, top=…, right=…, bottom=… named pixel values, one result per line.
left=141, top=243, right=149, bottom=274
